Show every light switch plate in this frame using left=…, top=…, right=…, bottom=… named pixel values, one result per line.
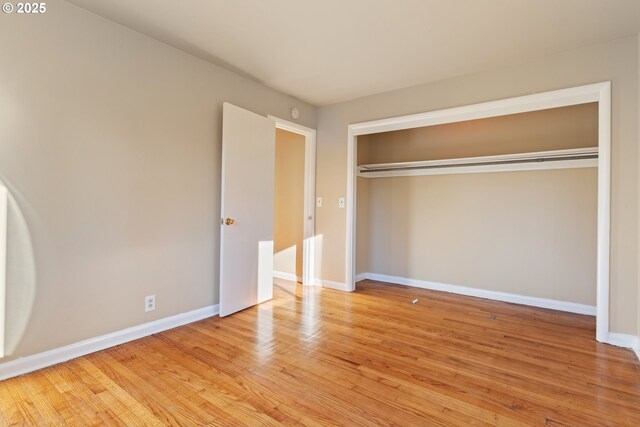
left=316, top=197, right=323, bottom=208
left=338, top=197, right=345, bottom=208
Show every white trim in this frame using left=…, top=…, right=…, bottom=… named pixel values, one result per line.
left=346, top=126, right=357, bottom=292
left=312, top=278, right=351, bottom=292
left=595, top=83, right=611, bottom=342
left=605, top=333, right=640, bottom=355
left=346, top=82, right=611, bottom=342
left=273, top=270, right=301, bottom=283
left=358, top=273, right=596, bottom=316
left=0, top=186, right=6, bottom=359
left=355, top=272, right=368, bottom=282
left=269, top=116, right=317, bottom=287
left=0, top=304, right=219, bottom=381
left=349, top=82, right=605, bottom=136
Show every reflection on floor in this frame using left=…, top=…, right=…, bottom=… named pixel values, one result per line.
left=0, top=279, right=639, bottom=425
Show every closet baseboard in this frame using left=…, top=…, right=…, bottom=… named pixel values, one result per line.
left=357, top=272, right=596, bottom=316
left=312, top=279, right=350, bottom=292
left=606, top=333, right=640, bottom=361
left=273, top=271, right=301, bottom=282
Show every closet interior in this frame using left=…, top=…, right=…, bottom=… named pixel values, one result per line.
left=355, top=102, right=599, bottom=311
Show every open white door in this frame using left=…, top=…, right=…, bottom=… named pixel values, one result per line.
left=220, top=103, right=276, bottom=317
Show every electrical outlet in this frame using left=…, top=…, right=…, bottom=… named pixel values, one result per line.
left=338, top=197, right=345, bottom=208
left=145, top=295, right=156, bottom=312
left=316, top=197, right=323, bottom=208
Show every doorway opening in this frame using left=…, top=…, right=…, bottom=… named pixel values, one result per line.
left=269, top=116, right=316, bottom=290
left=274, top=128, right=305, bottom=284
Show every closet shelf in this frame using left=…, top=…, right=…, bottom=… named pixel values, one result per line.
left=358, top=147, right=598, bottom=178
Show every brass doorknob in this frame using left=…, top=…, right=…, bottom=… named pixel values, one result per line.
left=225, top=218, right=235, bottom=225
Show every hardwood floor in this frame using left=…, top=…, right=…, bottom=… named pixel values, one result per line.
left=0, top=279, right=639, bottom=426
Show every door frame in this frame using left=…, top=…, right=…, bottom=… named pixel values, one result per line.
left=268, top=116, right=317, bottom=287
left=345, top=81, right=611, bottom=343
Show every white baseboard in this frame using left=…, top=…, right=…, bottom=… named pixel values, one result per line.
left=273, top=271, right=301, bottom=282
left=355, top=272, right=368, bottom=282
left=606, top=332, right=640, bottom=359
left=0, top=304, right=219, bottom=381
left=312, top=278, right=350, bottom=292
left=358, top=272, right=597, bottom=316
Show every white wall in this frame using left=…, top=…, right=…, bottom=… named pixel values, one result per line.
left=0, top=0, right=315, bottom=362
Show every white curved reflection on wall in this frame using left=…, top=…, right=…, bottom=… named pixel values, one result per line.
left=0, top=178, right=37, bottom=358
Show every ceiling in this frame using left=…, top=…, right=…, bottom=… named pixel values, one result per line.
left=66, top=0, right=640, bottom=106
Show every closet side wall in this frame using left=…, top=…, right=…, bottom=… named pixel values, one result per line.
left=366, top=169, right=597, bottom=305
left=274, top=129, right=306, bottom=279
left=356, top=135, right=371, bottom=275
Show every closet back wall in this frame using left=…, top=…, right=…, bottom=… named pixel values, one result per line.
left=360, top=170, right=597, bottom=305
left=356, top=105, right=599, bottom=306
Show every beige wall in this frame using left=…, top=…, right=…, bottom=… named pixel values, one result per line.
left=360, top=169, right=597, bottom=305
left=363, top=103, right=598, bottom=164
left=316, top=36, right=638, bottom=335
left=274, top=129, right=306, bottom=279
left=0, top=0, right=315, bottom=362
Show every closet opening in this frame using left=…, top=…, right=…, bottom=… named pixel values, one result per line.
left=345, top=82, right=611, bottom=343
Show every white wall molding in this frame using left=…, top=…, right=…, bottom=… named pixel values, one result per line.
left=312, top=278, right=350, bottom=292
left=346, top=81, right=611, bottom=343
left=273, top=271, right=301, bottom=282
left=0, top=304, right=219, bottom=381
left=358, top=273, right=596, bottom=316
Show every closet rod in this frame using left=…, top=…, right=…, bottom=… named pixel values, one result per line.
left=358, top=147, right=598, bottom=173
left=359, top=154, right=598, bottom=173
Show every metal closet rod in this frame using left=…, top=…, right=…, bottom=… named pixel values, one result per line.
left=358, top=147, right=599, bottom=173
left=359, top=154, right=598, bottom=173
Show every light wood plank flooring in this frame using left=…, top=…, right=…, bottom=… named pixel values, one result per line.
left=0, top=279, right=639, bottom=426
